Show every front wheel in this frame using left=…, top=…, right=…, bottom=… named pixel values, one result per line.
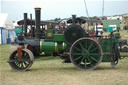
left=8, top=49, right=34, bottom=71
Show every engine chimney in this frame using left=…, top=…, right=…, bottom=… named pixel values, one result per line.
left=72, top=15, right=76, bottom=25
left=24, top=13, right=27, bottom=36
left=35, top=8, right=41, bottom=39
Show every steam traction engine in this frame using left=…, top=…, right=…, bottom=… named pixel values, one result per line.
left=8, top=8, right=127, bottom=71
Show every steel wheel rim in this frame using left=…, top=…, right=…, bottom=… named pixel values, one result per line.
left=70, top=38, right=103, bottom=70
left=9, top=50, right=32, bottom=71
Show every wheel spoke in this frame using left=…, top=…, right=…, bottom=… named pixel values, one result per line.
left=88, top=42, right=93, bottom=51
left=18, top=62, right=21, bottom=67
left=79, top=42, right=84, bottom=50
left=74, top=46, right=81, bottom=52
left=80, top=57, right=85, bottom=63
left=17, top=62, right=20, bottom=67
left=72, top=53, right=82, bottom=56
left=83, top=48, right=88, bottom=54
left=87, top=57, right=92, bottom=64
left=24, top=62, right=28, bottom=66
left=22, top=63, right=25, bottom=68
left=15, top=62, right=19, bottom=66
left=21, top=63, right=24, bottom=68
left=74, top=56, right=82, bottom=61
left=90, top=56, right=98, bottom=62
left=90, top=47, right=98, bottom=52
left=90, top=53, right=99, bottom=56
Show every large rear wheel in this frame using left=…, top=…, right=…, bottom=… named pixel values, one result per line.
left=70, top=38, right=103, bottom=70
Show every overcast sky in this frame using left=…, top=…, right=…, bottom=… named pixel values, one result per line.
left=1, top=0, right=128, bottom=21
left=0, top=0, right=1, bottom=13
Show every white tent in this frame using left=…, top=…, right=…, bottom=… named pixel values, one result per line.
left=0, top=13, right=16, bottom=44
left=0, top=13, right=14, bottom=29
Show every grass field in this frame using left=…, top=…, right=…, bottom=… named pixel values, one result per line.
left=0, top=30, right=128, bottom=85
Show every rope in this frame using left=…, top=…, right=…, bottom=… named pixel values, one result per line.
left=102, top=0, right=104, bottom=17
left=84, top=0, right=89, bottom=18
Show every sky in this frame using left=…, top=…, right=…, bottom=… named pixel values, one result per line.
left=1, top=0, right=128, bottom=21
left=0, top=0, right=1, bottom=13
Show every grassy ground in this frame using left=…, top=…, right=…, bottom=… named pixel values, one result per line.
left=120, top=30, right=128, bottom=39
left=0, top=30, right=128, bottom=85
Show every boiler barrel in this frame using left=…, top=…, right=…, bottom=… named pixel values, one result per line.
left=40, top=40, right=67, bottom=52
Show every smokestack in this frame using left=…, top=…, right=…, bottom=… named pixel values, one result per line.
left=72, top=15, right=76, bottom=25
left=35, top=8, right=41, bottom=39
left=24, top=13, right=27, bottom=36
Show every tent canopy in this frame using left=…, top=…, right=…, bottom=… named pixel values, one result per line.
left=102, top=20, right=120, bottom=30
left=0, top=13, right=14, bottom=30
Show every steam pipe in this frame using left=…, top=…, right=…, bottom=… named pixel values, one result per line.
left=30, top=14, right=34, bottom=37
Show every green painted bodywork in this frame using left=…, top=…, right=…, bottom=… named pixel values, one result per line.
left=100, top=39, right=113, bottom=62
left=102, top=56, right=111, bottom=62
left=100, top=39, right=113, bottom=53
left=40, top=40, right=67, bottom=52
left=100, top=33, right=120, bottom=62
left=43, top=29, right=120, bottom=62
left=46, top=29, right=65, bottom=42
left=53, top=34, right=64, bottom=42
left=40, top=40, right=55, bottom=52
left=41, top=29, right=66, bottom=53
left=46, top=29, right=53, bottom=38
